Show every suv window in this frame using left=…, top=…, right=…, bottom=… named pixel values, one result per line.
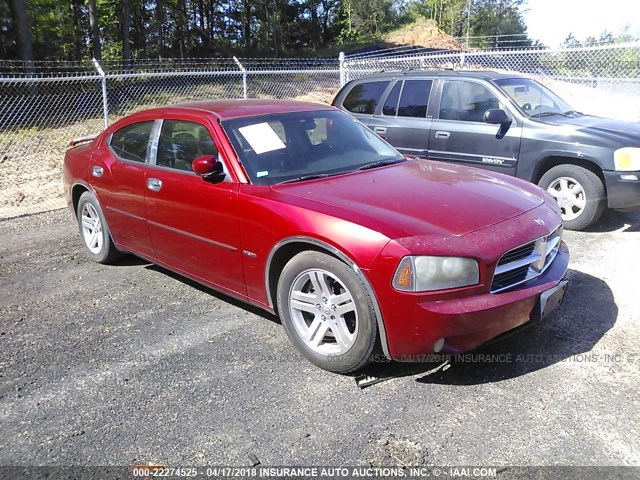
left=110, top=121, right=154, bottom=162
left=439, top=80, right=501, bottom=122
left=397, top=80, right=431, bottom=118
left=342, top=81, right=389, bottom=114
left=156, top=120, right=218, bottom=171
left=382, top=82, right=402, bottom=116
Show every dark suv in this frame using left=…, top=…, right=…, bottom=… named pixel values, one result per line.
left=332, top=70, right=640, bottom=230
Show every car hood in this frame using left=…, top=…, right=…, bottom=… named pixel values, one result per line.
left=271, top=160, right=544, bottom=239
left=534, top=114, right=640, bottom=143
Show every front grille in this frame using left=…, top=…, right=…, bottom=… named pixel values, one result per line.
left=497, top=242, right=536, bottom=266
left=491, top=225, right=562, bottom=293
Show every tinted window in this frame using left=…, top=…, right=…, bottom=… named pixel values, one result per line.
left=156, top=120, right=217, bottom=171
left=398, top=80, right=431, bottom=118
left=110, top=121, right=153, bottom=162
left=382, top=82, right=401, bottom=116
left=342, top=81, right=389, bottom=114
left=439, top=80, right=501, bottom=122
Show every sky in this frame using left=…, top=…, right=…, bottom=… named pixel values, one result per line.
left=521, top=0, right=640, bottom=47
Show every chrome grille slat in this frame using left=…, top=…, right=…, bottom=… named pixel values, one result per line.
left=491, top=225, right=563, bottom=293
left=497, top=242, right=536, bottom=266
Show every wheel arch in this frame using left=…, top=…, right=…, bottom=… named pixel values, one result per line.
left=71, top=181, right=94, bottom=218
left=265, top=236, right=391, bottom=359
left=532, top=155, right=606, bottom=191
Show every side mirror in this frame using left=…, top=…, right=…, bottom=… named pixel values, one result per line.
left=192, top=155, right=226, bottom=183
left=483, top=108, right=511, bottom=125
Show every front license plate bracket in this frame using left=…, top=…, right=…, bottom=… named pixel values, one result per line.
left=533, top=280, right=568, bottom=322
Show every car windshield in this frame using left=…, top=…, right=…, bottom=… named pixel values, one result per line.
left=221, top=109, right=404, bottom=185
left=495, top=78, right=574, bottom=117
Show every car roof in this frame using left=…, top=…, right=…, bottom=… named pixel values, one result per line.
left=137, top=99, right=335, bottom=120
left=349, top=69, right=523, bottom=82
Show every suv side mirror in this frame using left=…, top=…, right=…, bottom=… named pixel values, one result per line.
left=484, top=108, right=511, bottom=125
left=192, top=155, right=226, bottom=183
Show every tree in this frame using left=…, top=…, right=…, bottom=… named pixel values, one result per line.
left=88, top=0, right=101, bottom=61
left=9, top=0, right=33, bottom=64
left=155, top=0, right=164, bottom=58
left=470, top=0, right=530, bottom=47
left=122, top=0, right=131, bottom=67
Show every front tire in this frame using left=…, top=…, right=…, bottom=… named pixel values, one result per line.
left=276, top=251, right=377, bottom=373
left=538, top=164, right=606, bottom=231
left=76, top=191, right=122, bottom=264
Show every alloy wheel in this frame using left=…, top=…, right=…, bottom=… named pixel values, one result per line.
left=288, top=268, right=359, bottom=356
left=80, top=203, right=103, bottom=254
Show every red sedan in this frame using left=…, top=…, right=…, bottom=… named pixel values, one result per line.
left=63, top=100, right=569, bottom=372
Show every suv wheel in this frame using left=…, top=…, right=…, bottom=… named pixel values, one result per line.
left=276, top=251, right=377, bottom=373
left=538, top=165, right=606, bottom=231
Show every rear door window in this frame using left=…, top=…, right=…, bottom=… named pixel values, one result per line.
left=342, top=81, right=390, bottom=114
left=109, top=121, right=154, bottom=163
left=397, top=80, right=432, bottom=118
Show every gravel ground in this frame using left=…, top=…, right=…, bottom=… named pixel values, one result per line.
left=0, top=207, right=639, bottom=468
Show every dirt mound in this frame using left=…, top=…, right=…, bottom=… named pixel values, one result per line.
left=384, top=19, right=461, bottom=51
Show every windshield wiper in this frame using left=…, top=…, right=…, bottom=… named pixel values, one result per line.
left=563, top=110, right=583, bottom=116
left=276, top=173, right=331, bottom=185
left=529, top=111, right=570, bottom=118
left=357, top=158, right=405, bottom=171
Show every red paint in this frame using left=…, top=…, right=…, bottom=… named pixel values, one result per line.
left=63, top=100, right=568, bottom=360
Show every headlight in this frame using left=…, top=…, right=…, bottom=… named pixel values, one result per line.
left=392, top=256, right=479, bottom=292
left=614, top=147, right=640, bottom=171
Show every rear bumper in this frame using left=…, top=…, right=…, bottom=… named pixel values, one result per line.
left=380, top=242, right=569, bottom=361
left=603, top=170, right=640, bottom=210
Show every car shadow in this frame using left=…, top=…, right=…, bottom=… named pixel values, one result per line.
left=357, top=269, right=617, bottom=386
left=583, top=208, right=640, bottom=233
left=144, top=263, right=280, bottom=324
left=110, top=255, right=152, bottom=267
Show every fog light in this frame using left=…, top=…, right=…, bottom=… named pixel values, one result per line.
left=433, top=338, right=445, bottom=353
left=620, top=174, right=638, bottom=181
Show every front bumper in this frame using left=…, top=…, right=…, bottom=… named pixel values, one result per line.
left=603, top=170, right=640, bottom=210
left=378, top=242, right=569, bottom=361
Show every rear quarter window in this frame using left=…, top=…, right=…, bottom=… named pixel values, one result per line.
left=109, top=121, right=154, bottom=163
left=342, top=81, right=390, bottom=115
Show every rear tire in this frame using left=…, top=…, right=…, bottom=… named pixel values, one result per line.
left=76, top=191, right=123, bottom=264
left=276, top=251, right=377, bottom=373
left=538, top=164, right=606, bottom=231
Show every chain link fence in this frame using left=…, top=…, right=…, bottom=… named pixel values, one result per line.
left=2, top=43, right=640, bottom=220
left=0, top=58, right=340, bottom=219
left=342, top=42, right=640, bottom=123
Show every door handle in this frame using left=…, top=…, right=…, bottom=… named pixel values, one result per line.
left=372, top=126, right=387, bottom=139
left=91, top=166, right=103, bottom=177
left=147, top=178, right=162, bottom=192
left=434, top=131, right=450, bottom=139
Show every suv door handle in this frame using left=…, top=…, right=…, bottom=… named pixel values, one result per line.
left=434, top=131, right=450, bottom=139
left=147, top=178, right=162, bottom=192
left=372, top=126, right=387, bottom=139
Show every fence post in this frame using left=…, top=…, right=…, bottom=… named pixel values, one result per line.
left=92, top=58, right=109, bottom=129
left=339, top=52, right=346, bottom=87
left=233, top=56, right=247, bottom=99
